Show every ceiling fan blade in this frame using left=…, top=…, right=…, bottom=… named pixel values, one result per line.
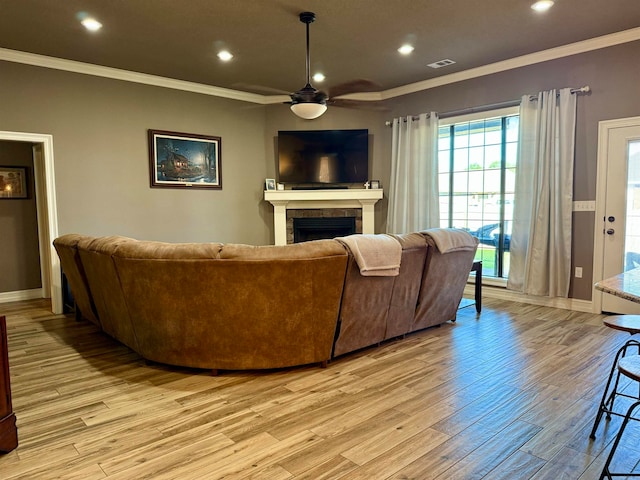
left=328, top=98, right=389, bottom=111
left=232, top=83, right=291, bottom=95
left=329, top=79, right=381, bottom=99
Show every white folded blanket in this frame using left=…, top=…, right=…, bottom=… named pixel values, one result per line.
left=422, top=228, right=478, bottom=253
left=337, top=234, right=401, bottom=276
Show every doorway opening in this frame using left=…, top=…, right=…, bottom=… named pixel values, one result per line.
left=0, top=131, right=61, bottom=314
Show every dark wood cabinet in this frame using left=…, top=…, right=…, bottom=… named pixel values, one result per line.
left=0, top=315, right=18, bottom=453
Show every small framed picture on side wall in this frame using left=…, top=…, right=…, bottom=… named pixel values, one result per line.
left=265, top=178, right=276, bottom=190
left=0, top=166, right=28, bottom=199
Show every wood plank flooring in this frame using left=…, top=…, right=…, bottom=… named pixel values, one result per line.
left=1, top=297, right=640, bottom=479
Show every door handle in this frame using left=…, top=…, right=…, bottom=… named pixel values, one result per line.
left=606, top=228, right=615, bottom=235
left=608, top=216, right=615, bottom=222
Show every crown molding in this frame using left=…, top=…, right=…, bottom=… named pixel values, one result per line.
left=1, top=27, right=638, bottom=104
left=260, top=91, right=383, bottom=105
left=0, top=47, right=266, bottom=104
left=381, top=27, right=640, bottom=100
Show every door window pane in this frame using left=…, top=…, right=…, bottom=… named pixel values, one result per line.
left=624, top=140, right=640, bottom=271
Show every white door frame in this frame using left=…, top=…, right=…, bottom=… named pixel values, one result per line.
left=593, top=116, right=640, bottom=313
left=0, top=130, right=61, bottom=314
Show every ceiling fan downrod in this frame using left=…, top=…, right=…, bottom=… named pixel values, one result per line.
left=300, top=11, right=315, bottom=89
left=290, top=11, right=327, bottom=119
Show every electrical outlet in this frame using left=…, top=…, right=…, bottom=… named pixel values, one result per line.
left=575, top=266, right=583, bottom=278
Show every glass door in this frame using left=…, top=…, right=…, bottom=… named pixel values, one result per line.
left=602, top=127, right=640, bottom=314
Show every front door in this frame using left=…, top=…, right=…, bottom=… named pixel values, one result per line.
left=600, top=119, right=640, bottom=313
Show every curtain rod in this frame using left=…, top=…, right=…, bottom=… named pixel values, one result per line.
left=384, top=85, right=590, bottom=126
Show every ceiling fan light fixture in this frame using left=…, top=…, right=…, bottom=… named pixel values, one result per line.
left=290, top=102, right=327, bottom=120
left=290, top=84, right=328, bottom=119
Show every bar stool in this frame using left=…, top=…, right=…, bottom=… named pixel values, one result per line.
left=598, top=355, right=640, bottom=479
left=590, top=315, right=640, bottom=440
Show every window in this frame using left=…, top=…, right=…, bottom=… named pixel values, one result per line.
left=438, top=107, right=519, bottom=279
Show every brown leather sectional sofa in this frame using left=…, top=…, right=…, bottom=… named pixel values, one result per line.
left=54, top=230, right=478, bottom=373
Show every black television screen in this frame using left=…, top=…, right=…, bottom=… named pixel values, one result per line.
left=277, top=129, right=369, bottom=184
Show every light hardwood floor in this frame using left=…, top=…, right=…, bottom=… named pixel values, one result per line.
left=1, top=297, right=639, bottom=479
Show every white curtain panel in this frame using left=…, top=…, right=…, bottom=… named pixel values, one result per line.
left=387, top=112, right=440, bottom=234
left=507, top=88, right=577, bottom=297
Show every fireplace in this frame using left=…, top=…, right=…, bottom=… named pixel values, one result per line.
left=263, top=188, right=383, bottom=245
left=293, top=217, right=356, bottom=243
left=287, top=208, right=361, bottom=244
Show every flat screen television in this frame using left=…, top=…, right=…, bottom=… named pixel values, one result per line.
left=277, top=129, right=369, bottom=185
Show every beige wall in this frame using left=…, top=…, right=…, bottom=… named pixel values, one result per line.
left=0, top=141, right=41, bottom=292
left=1, top=61, right=272, bottom=245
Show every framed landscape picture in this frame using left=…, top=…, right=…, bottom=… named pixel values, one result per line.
left=148, top=130, right=222, bottom=189
left=0, top=166, right=28, bottom=199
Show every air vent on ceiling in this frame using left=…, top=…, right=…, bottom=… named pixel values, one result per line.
left=427, top=59, right=456, bottom=69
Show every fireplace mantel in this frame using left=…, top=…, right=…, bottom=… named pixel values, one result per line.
left=264, top=189, right=383, bottom=245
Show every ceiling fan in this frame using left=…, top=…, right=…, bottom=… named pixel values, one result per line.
left=289, top=12, right=381, bottom=119
left=289, top=12, right=327, bottom=119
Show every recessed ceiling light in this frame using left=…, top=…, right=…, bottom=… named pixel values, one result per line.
left=217, top=50, right=233, bottom=62
left=531, top=0, right=554, bottom=12
left=81, top=17, right=102, bottom=32
left=398, top=44, right=414, bottom=55
left=312, top=72, right=325, bottom=83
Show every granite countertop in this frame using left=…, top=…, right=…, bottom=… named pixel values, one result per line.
left=595, top=268, right=640, bottom=304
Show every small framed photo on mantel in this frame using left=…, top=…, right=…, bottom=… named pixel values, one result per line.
left=148, top=129, right=222, bottom=189
left=370, top=180, right=381, bottom=189
left=265, top=178, right=276, bottom=191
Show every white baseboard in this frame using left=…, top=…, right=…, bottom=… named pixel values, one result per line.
left=464, top=284, right=594, bottom=313
left=0, top=288, right=44, bottom=304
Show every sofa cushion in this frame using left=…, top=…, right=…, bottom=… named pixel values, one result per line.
left=114, top=240, right=222, bottom=259
left=53, top=234, right=100, bottom=326
left=386, top=233, right=428, bottom=339
left=219, top=239, right=346, bottom=260
left=77, top=235, right=140, bottom=350
left=413, top=231, right=478, bottom=330
left=111, top=237, right=348, bottom=370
